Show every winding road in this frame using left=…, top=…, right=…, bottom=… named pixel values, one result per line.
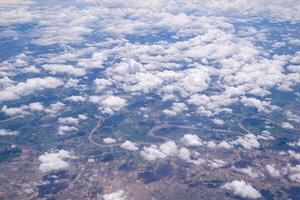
left=87, top=117, right=248, bottom=149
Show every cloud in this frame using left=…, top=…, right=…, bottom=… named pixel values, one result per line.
left=232, top=167, right=261, bottom=178
left=45, top=102, right=65, bottom=115
left=217, top=141, right=233, bottom=149
left=0, top=7, right=37, bottom=26
left=58, top=117, right=79, bottom=125
left=281, top=122, right=294, bottom=129
left=57, top=126, right=78, bottom=135
left=222, top=180, right=261, bottom=199
left=0, top=77, right=63, bottom=102
left=180, top=134, right=203, bottom=147
left=0, top=129, right=19, bottom=136
left=38, top=150, right=75, bottom=172
left=65, top=95, right=86, bottom=102
left=286, top=164, right=300, bottom=183
left=42, top=64, right=86, bottom=76
left=212, top=118, right=225, bottom=125
left=96, top=95, right=127, bottom=115
left=103, top=190, right=126, bottom=200
left=103, top=137, right=117, bottom=144
left=120, top=140, right=138, bottom=151
left=140, top=141, right=177, bottom=161
left=233, top=134, right=260, bottom=150
left=1, top=102, right=44, bottom=116
left=266, top=164, right=280, bottom=178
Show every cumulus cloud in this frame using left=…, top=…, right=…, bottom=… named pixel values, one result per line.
left=57, top=126, right=78, bottom=135
left=180, top=134, right=203, bottom=147
left=103, top=137, right=116, bottom=144
left=120, top=140, right=138, bottom=151
left=0, top=129, right=19, bottom=136
left=103, top=190, right=126, bottom=200
left=222, top=180, right=261, bottom=199
left=38, top=150, right=75, bottom=172
left=281, top=122, right=294, bottom=129
left=42, top=64, right=86, bottom=76
left=65, top=95, right=86, bottom=102
left=287, top=165, right=300, bottom=183
left=140, top=141, right=177, bottom=161
left=94, top=95, right=127, bottom=115
left=0, top=77, right=63, bottom=102
left=233, top=134, right=260, bottom=149
left=232, top=167, right=261, bottom=178
left=266, top=164, right=280, bottom=178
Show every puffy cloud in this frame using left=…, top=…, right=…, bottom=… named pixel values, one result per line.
left=287, top=150, right=300, bottom=160
left=0, top=129, right=19, bottom=136
left=45, top=102, right=65, bottom=115
left=266, top=164, right=280, bottom=178
left=120, top=140, right=138, bottom=151
left=140, top=141, right=177, bottom=161
left=98, top=95, right=127, bottom=115
left=222, top=180, right=261, bottom=199
left=180, top=134, right=203, bottom=147
left=58, top=117, right=79, bottom=125
left=103, top=137, right=116, bottom=144
left=103, top=190, right=126, bottom=200
left=163, top=102, right=188, bottom=116
left=0, top=7, right=37, bottom=26
left=22, top=66, right=40, bottom=73
left=233, top=134, right=260, bottom=150
left=281, top=122, right=294, bottom=129
left=57, top=126, right=78, bottom=135
left=42, top=64, right=86, bottom=76
left=217, top=141, right=233, bottom=149
left=28, top=102, right=44, bottom=111
left=286, top=165, right=300, bottom=183
left=140, top=145, right=166, bottom=161
left=65, top=95, right=86, bottom=102
left=94, top=78, right=113, bottom=92
left=212, top=118, right=224, bottom=125
left=0, top=77, right=63, bottom=102
left=232, top=167, right=261, bottom=178
left=38, top=150, right=75, bottom=172
left=159, top=141, right=178, bottom=156
left=1, top=102, right=44, bottom=116
left=1, top=105, right=28, bottom=116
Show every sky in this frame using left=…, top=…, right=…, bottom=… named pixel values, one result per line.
left=0, top=1, right=300, bottom=199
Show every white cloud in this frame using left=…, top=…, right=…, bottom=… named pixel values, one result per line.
left=103, top=190, right=126, bottom=200
left=233, top=134, right=260, bottom=149
left=65, top=95, right=86, bottom=102
left=28, top=102, right=44, bottom=111
left=38, top=150, right=75, bottom=172
left=42, top=64, right=86, bottom=76
left=103, top=137, right=116, bottom=144
left=232, top=167, right=261, bottom=178
left=57, top=126, right=78, bottom=135
left=217, top=141, right=233, bottom=149
left=0, top=77, right=63, bottom=102
left=120, top=140, right=138, bottom=151
left=140, top=144, right=166, bottom=161
left=281, top=122, right=294, bottom=129
left=222, top=180, right=261, bottom=199
left=212, top=118, right=224, bottom=125
left=45, top=102, right=65, bottom=115
left=98, top=95, right=127, bottom=115
left=266, top=164, right=280, bottom=178
left=58, top=117, right=79, bottom=125
left=0, top=129, right=19, bottom=136
left=180, top=134, right=203, bottom=147
left=140, top=141, right=177, bottom=161
left=286, top=165, right=300, bottom=183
